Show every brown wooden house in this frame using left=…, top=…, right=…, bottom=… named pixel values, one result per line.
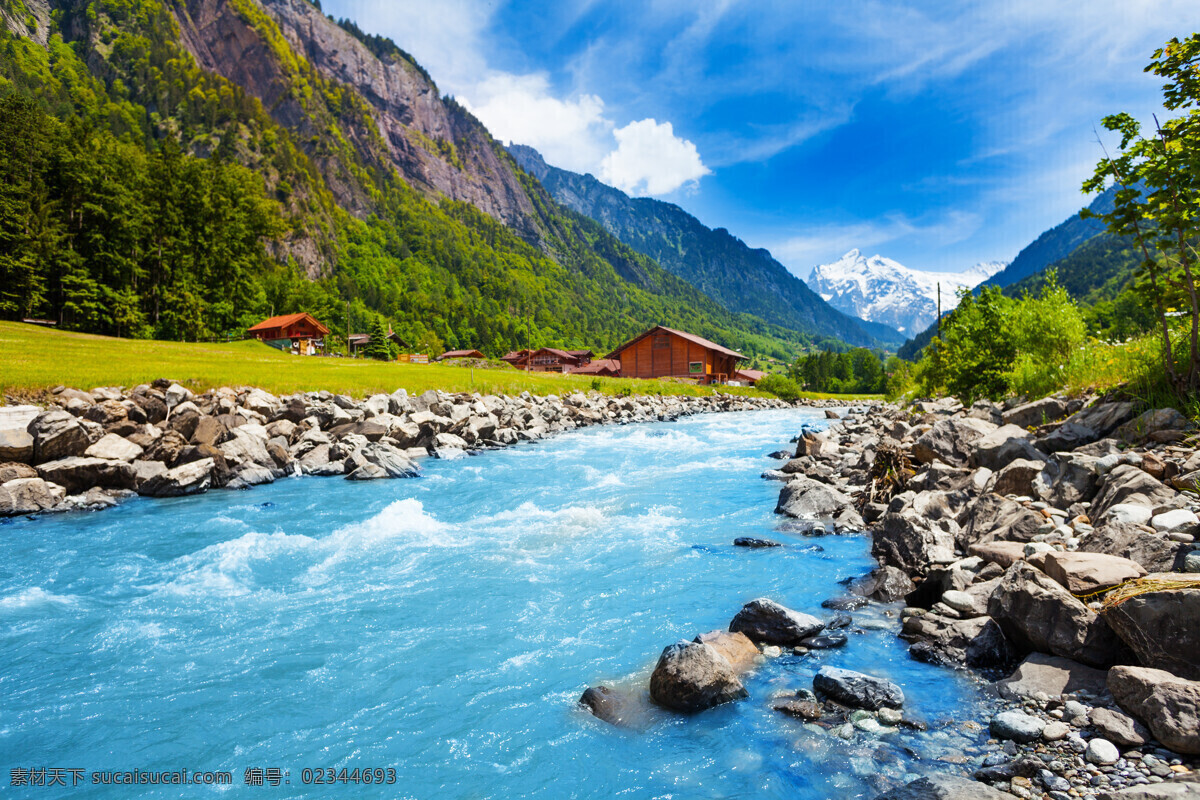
left=501, top=348, right=592, bottom=373
left=247, top=313, right=330, bottom=356
left=570, top=358, right=621, bottom=377
left=439, top=349, right=486, bottom=360
left=605, top=326, right=745, bottom=384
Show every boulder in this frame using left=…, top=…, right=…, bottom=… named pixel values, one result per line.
left=729, top=598, right=824, bottom=645
left=35, top=456, right=136, bottom=494
left=0, top=477, right=65, bottom=515
left=772, top=698, right=823, bottom=721
left=693, top=630, right=759, bottom=673
left=0, top=462, right=37, bottom=483
left=1069, top=400, right=1137, bottom=439
left=968, top=540, right=1029, bottom=569
left=1108, top=665, right=1200, bottom=755
left=733, top=537, right=781, bottom=548
left=1116, top=408, right=1192, bottom=443
left=1089, top=707, right=1150, bottom=747
left=1096, top=776, right=1200, bottom=799
left=1152, top=508, right=1199, bottom=535
left=969, top=425, right=1047, bottom=471
left=1102, top=584, right=1200, bottom=680
left=1086, top=737, right=1121, bottom=765
left=343, top=442, right=419, bottom=479
left=219, top=427, right=275, bottom=469
left=990, top=710, right=1045, bottom=743
left=648, top=641, right=748, bottom=713
left=0, top=404, right=39, bottom=462
left=1043, top=551, right=1147, bottom=595
left=990, top=458, right=1045, bottom=497
left=987, top=561, right=1122, bottom=668
left=130, top=460, right=167, bottom=488
left=1080, top=522, right=1186, bottom=573
left=960, top=494, right=1044, bottom=547
left=902, top=613, right=1015, bottom=669
left=995, top=652, right=1111, bottom=701
left=775, top=475, right=852, bottom=519
left=84, top=433, right=143, bottom=462
left=137, top=458, right=213, bottom=497
left=850, top=565, right=915, bottom=602
left=346, top=463, right=388, bottom=481
left=579, top=686, right=632, bottom=727
left=1033, top=452, right=1101, bottom=507
left=28, top=409, right=94, bottom=464
left=1003, top=397, right=1069, bottom=429
left=872, top=510, right=957, bottom=575
left=813, top=666, right=904, bottom=710
left=873, top=775, right=1019, bottom=800
left=141, top=430, right=188, bottom=466
left=190, top=416, right=231, bottom=448
left=912, top=417, right=998, bottom=466
left=1093, top=465, right=1182, bottom=520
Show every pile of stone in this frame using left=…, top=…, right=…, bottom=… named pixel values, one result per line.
left=766, top=394, right=1200, bottom=799
left=0, top=381, right=791, bottom=517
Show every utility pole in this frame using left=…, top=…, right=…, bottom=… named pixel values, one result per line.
left=345, top=301, right=351, bottom=358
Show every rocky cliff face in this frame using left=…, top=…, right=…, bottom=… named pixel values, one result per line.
left=172, top=0, right=542, bottom=243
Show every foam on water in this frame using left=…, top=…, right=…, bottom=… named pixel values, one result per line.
left=0, top=409, right=993, bottom=799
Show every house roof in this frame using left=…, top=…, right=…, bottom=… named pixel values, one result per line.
left=605, top=325, right=745, bottom=361
left=735, top=369, right=766, bottom=382
left=248, top=312, right=330, bottom=335
left=440, top=349, right=485, bottom=359
left=571, top=359, right=620, bottom=375
left=566, top=349, right=594, bottom=358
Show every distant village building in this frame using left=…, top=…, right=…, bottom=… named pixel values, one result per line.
left=247, top=313, right=330, bottom=356
left=500, top=348, right=593, bottom=373
left=732, top=368, right=765, bottom=386
left=348, top=329, right=408, bottom=358
left=605, top=326, right=745, bottom=384
left=570, top=358, right=621, bottom=377
left=439, top=349, right=485, bottom=360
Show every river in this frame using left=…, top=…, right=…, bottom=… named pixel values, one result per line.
left=0, top=408, right=993, bottom=798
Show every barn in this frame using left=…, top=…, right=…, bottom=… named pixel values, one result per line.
left=247, top=313, right=330, bottom=356
left=605, top=326, right=745, bottom=384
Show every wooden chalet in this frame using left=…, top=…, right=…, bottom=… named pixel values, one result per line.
left=439, top=349, right=485, bottom=360
left=501, top=348, right=592, bottom=373
left=348, top=329, right=408, bottom=357
left=247, top=313, right=329, bottom=356
left=570, top=358, right=621, bottom=377
left=733, top=368, right=766, bottom=386
left=605, top=326, right=745, bottom=384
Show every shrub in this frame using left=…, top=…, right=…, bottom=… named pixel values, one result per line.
left=756, top=373, right=801, bottom=401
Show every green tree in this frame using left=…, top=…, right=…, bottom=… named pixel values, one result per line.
left=1083, top=32, right=1200, bottom=394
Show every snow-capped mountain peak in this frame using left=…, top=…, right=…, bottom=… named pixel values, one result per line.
left=805, top=251, right=1006, bottom=336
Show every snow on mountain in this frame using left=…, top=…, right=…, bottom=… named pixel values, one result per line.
left=804, top=250, right=1007, bottom=336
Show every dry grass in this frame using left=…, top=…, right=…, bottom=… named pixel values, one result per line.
left=1100, top=575, right=1200, bottom=609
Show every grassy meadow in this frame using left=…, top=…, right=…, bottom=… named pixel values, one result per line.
left=0, top=321, right=841, bottom=401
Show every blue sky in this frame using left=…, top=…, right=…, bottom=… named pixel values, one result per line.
left=321, top=0, right=1195, bottom=275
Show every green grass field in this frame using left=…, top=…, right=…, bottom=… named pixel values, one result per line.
left=0, top=321, right=818, bottom=401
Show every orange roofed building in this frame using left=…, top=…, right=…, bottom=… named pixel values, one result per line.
left=247, top=313, right=329, bottom=356
left=606, top=326, right=745, bottom=385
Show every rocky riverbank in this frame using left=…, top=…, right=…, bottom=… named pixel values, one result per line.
left=579, top=394, right=1200, bottom=799
left=777, top=396, right=1200, bottom=799
left=0, top=381, right=796, bottom=518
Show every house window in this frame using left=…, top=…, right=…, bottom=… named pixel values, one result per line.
left=652, top=333, right=670, bottom=349
left=689, top=361, right=704, bottom=374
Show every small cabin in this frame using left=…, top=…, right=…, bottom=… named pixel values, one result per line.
left=439, top=349, right=485, bottom=360
left=605, top=326, right=744, bottom=384
left=733, top=368, right=765, bottom=386
left=570, top=358, right=621, bottom=377
left=247, top=313, right=330, bottom=356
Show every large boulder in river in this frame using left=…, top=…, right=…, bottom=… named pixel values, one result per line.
left=729, top=598, right=824, bottom=645
left=871, top=510, right=957, bottom=575
left=1102, top=584, right=1200, bottom=681
left=1080, top=523, right=1187, bottom=573
left=912, top=417, right=997, bottom=466
left=874, top=775, right=1019, bottom=800
left=137, top=458, right=213, bottom=497
left=36, top=456, right=136, bottom=494
left=850, top=566, right=915, bottom=602
left=0, top=477, right=65, bottom=515
left=969, top=425, right=1047, bottom=471
left=1043, top=551, right=1147, bottom=595
left=987, top=561, right=1122, bottom=668
left=28, top=409, right=95, bottom=464
left=813, top=666, right=904, bottom=710
left=1109, top=666, right=1200, bottom=755
left=579, top=686, right=632, bottom=727
left=774, top=475, right=851, bottom=519
left=648, top=641, right=748, bottom=713
left=693, top=630, right=759, bottom=673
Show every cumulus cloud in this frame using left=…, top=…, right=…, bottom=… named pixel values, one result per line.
left=599, top=119, right=712, bottom=196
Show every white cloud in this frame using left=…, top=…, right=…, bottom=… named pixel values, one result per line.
left=463, top=73, right=613, bottom=175
left=599, top=119, right=712, bottom=196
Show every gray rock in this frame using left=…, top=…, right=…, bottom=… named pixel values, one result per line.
left=991, top=458, right=1045, bottom=496
left=970, top=425, right=1048, bottom=471
left=1102, top=585, right=1200, bottom=681
left=813, top=666, right=904, bottom=710
left=729, top=598, right=824, bottom=645
left=987, top=561, right=1122, bottom=668
left=733, top=537, right=782, bottom=548
left=1004, top=397, right=1069, bottom=429
left=579, top=686, right=631, bottom=727
left=84, top=433, right=143, bottom=462
left=648, top=641, right=748, bottom=713
left=1096, top=775, right=1200, bottom=799
left=1093, top=465, right=1183, bottom=520
left=775, top=475, right=852, bottom=519
left=1086, top=737, right=1121, bottom=765
left=990, top=710, right=1046, bottom=743
left=873, top=775, right=1019, bottom=799
left=1109, top=665, right=1200, bottom=755
left=0, top=405, right=39, bottom=462
left=343, top=442, right=419, bottom=479
left=137, top=458, right=213, bottom=498
left=912, top=417, right=998, bottom=466
left=1042, top=720, right=1070, bottom=741
left=0, top=477, right=66, bottom=515
left=1116, top=408, right=1191, bottom=443
left=28, top=409, right=95, bottom=464
left=961, top=494, right=1045, bottom=547
left=1034, top=452, right=1102, bottom=507
left=872, top=510, right=957, bottom=574
left=902, top=613, right=1015, bottom=669
left=35, top=456, right=136, bottom=494
left=1152, top=509, right=1199, bottom=534
left=1080, top=522, right=1186, bottom=573
left=1090, top=706, right=1150, bottom=747
left=995, top=652, right=1111, bottom=701
left=851, top=565, right=915, bottom=602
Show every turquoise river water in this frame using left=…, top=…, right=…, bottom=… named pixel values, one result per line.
left=0, top=408, right=994, bottom=798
